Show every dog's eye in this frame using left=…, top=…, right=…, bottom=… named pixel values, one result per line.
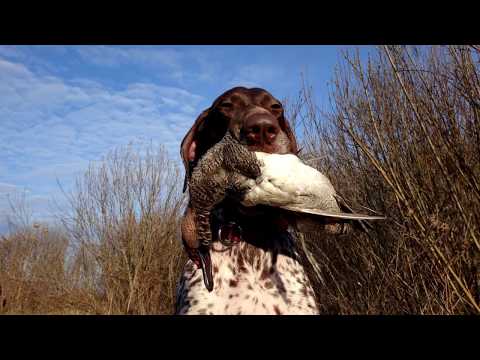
left=220, top=102, right=233, bottom=109
left=271, top=103, right=282, bottom=110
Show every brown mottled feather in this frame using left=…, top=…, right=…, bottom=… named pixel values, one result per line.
left=185, top=131, right=261, bottom=249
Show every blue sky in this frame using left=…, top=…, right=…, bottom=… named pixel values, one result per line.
left=0, top=45, right=373, bottom=233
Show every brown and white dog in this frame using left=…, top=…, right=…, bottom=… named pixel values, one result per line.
left=175, top=87, right=319, bottom=315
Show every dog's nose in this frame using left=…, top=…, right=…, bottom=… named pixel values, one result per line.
left=243, top=114, right=280, bottom=147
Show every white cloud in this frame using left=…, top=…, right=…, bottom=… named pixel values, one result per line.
left=74, top=46, right=183, bottom=69
left=0, top=56, right=203, bottom=230
left=227, top=64, right=284, bottom=89
left=0, top=56, right=203, bottom=158
left=0, top=182, right=23, bottom=194
left=72, top=46, right=231, bottom=87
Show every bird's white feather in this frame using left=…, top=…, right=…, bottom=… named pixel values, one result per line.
left=240, top=152, right=385, bottom=220
left=241, top=152, right=338, bottom=210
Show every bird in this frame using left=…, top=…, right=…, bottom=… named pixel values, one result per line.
left=181, top=130, right=262, bottom=291
left=182, top=130, right=385, bottom=291
left=239, top=151, right=384, bottom=220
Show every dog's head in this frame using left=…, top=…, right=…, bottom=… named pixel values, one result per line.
left=180, top=87, right=298, bottom=188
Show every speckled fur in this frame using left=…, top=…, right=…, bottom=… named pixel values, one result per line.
left=175, top=231, right=319, bottom=315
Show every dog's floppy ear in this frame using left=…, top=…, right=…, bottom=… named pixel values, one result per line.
left=180, top=108, right=211, bottom=193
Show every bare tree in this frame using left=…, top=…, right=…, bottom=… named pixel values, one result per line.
left=292, top=45, right=480, bottom=314
left=1, top=143, right=187, bottom=314
left=61, top=143, right=186, bottom=314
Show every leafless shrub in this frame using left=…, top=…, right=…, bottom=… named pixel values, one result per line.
left=0, top=223, right=80, bottom=314
left=1, top=143, right=186, bottom=314
left=292, top=45, right=480, bottom=314
left=62, top=143, right=186, bottom=314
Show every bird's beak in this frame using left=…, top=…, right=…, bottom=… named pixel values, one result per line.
left=198, top=247, right=214, bottom=292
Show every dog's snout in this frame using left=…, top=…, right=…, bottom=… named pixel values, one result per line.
left=244, top=114, right=280, bottom=147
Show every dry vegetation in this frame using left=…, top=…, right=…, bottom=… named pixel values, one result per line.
left=1, top=145, right=186, bottom=314
left=0, top=45, right=478, bottom=314
left=293, top=45, right=480, bottom=314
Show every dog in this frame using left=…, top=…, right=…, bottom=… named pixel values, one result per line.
left=175, top=87, right=319, bottom=315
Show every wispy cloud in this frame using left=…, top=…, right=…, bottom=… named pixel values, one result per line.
left=0, top=54, right=204, bottom=231
left=0, top=182, right=23, bottom=194
left=0, top=44, right=352, bottom=233
left=73, top=46, right=189, bottom=83
left=0, top=56, right=203, bottom=159
left=227, top=63, right=287, bottom=89
left=75, top=46, right=182, bottom=68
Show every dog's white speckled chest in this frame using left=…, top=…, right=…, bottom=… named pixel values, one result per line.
left=175, top=235, right=318, bottom=315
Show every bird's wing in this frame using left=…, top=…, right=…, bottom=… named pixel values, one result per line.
left=279, top=205, right=386, bottom=220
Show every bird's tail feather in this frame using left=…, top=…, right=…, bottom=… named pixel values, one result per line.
left=280, top=205, right=386, bottom=220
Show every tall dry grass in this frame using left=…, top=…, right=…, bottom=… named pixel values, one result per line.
left=0, top=223, right=75, bottom=314
left=293, top=45, right=480, bottom=314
